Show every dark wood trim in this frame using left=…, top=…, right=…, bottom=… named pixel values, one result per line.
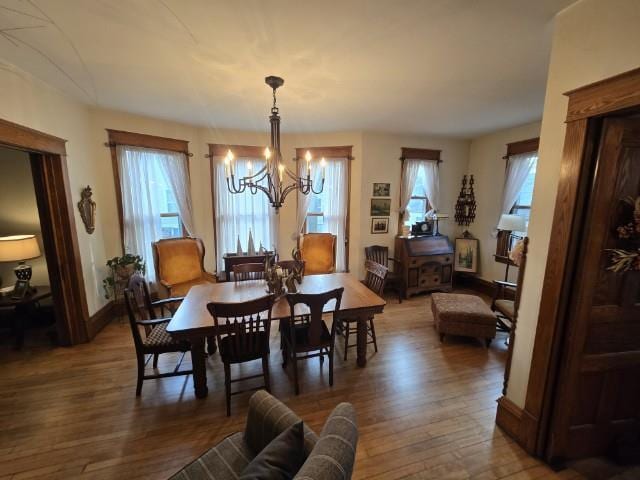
left=496, top=396, right=525, bottom=445
left=295, top=145, right=354, bottom=159
left=520, top=66, right=640, bottom=459
left=107, top=129, right=192, bottom=251
left=106, top=129, right=190, bottom=155
left=0, top=119, right=67, bottom=156
left=504, top=137, right=540, bottom=158
left=209, top=144, right=267, bottom=158
left=0, top=118, right=91, bottom=345
left=87, top=300, right=115, bottom=338
left=400, top=147, right=441, bottom=161
left=565, top=67, right=640, bottom=122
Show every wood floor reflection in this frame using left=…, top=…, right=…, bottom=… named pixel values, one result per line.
left=0, top=292, right=585, bottom=479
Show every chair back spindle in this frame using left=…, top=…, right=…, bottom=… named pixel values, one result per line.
left=365, top=245, right=389, bottom=268
left=233, top=263, right=265, bottom=282
left=363, top=259, right=388, bottom=297
left=285, top=288, right=344, bottom=348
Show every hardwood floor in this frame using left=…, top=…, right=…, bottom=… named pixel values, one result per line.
left=0, top=291, right=585, bottom=479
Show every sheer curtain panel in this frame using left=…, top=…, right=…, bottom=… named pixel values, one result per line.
left=213, top=156, right=277, bottom=273
left=399, top=159, right=422, bottom=222
left=117, top=145, right=193, bottom=283
left=498, top=151, right=538, bottom=229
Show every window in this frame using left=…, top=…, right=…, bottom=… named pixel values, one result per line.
left=405, top=166, right=431, bottom=226
left=296, top=147, right=351, bottom=272
left=210, top=144, right=277, bottom=274
left=109, top=130, right=194, bottom=282
left=510, top=158, right=537, bottom=234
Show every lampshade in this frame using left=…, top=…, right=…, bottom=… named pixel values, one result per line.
left=0, top=235, right=41, bottom=262
left=497, top=214, right=527, bottom=232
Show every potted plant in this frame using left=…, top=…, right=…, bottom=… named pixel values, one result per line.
left=103, top=253, right=146, bottom=299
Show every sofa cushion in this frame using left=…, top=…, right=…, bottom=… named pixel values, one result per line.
left=239, top=421, right=307, bottom=480
left=169, top=432, right=254, bottom=480
left=295, top=402, right=358, bottom=480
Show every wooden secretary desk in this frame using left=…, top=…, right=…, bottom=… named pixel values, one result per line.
left=394, top=235, right=454, bottom=298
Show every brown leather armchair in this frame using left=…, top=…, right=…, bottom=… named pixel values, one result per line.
left=299, top=233, right=337, bottom=275
left=152, top=237, right=216, bottom=297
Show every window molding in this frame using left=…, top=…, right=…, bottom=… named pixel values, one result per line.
left=503, top=137, right=540, bottom=159
left=400, top=147, right=442, bottom=162
left=107, top=129, right=191, bottom=251
left=295, top=146, right=352, bottom=272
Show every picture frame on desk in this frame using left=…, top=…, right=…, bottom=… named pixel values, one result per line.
left=454, top=237, right=479, bottom=273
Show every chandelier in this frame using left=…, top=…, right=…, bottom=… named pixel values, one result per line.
left=223, top=76, right=325, bottom=212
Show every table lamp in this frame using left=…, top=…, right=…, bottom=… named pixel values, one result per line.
left=497, top=214, right=527, bottom=235
left=0, top=235, right=42, bottom=294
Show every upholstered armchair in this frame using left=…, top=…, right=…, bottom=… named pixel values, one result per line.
left=299, top=233, right=337, bottom=275
left=152, top=237, right=216, bottom=298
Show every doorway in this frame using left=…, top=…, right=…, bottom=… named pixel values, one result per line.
left=0, top=118, right=89, bottom=345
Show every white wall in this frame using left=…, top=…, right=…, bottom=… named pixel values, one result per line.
left=0, top=147, right=49, bottom=287
left=466, top=122, right=541, bottom=283
left=507, top=0, right=640, bottom=407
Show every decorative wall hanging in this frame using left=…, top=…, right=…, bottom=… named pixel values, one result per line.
left=370, top=198, right=391, bottom=216
left=371, top=217, right=389, bottom=234
left=454, top=175, right=477, bottom=233
left=454, top=237, right=479, bottom=273
left=607, top=195, right=640, bottom=273
left=77, top=186, right=96, bottom=234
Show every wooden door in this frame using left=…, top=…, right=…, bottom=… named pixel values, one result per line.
left=547, top=117, right=640, bottom=460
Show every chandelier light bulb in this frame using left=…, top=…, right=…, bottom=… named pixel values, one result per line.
left=264, top=147, right=271, bottom=160
left=305, top=150, right=312, bottom=162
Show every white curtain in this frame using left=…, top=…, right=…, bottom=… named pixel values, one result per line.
left=323, top=158, right=348, bottom=272
left=159, top=153, right=194, bottom=236
left=399, top=159, right=422, bottom=222
left=213, top=156, right=277, bottom=273
left=296, top=160, right=322, bottom=237
left=117, top=145, right=193, bottom=283
left=498, top=151, right=538, bottom=226
left=422, top=160, right=440, bottom=216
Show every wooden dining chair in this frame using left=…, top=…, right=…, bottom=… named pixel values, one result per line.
left=365, top=245, right=402, bottom=303
left=232, top=263, right=265, bottom=282
left=282, top=288, right=344, bottom=395
left=276, top=259, right=306, bottom=277
left=337, top=260, right=387, bottom=360
left=123, top=278, right=192, bottom=396
left=206, top=295, right=275, bottom=416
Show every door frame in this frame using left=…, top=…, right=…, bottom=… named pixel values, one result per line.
left=0, top=118, right=89, bottom=345
left=516, top=67, right=640, bottom=458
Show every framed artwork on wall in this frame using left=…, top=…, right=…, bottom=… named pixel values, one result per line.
left=454, top=237, right=479, bottom=273
left=372, top=183, right=390, bottom=197
left=371, top=217, right=389, bottom=234
left=370, top=198, right=391, bottom=216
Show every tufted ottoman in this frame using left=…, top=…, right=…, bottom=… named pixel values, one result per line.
left=431, top=293, right=496, bottom=347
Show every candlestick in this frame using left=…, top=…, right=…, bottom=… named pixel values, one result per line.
left=320, top=157, right=326, bottom=179
left=278, top=163, right=284, bottom=182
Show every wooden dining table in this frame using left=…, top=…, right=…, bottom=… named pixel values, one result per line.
left=167, top=273, right=386, bottom=398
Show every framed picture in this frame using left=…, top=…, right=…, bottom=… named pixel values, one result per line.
left=454, top=237, right=479, bottom=273
left=372, top=182, right=390, bottom=197
left=11, top=280, right=30, bottom=300
left=371, top=217, right=389, bottom=234
left=370, top=198, right=391, bottom=216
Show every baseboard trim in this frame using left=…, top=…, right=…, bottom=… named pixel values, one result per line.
left=454, top=274, right=515, bottom=300
left=87, top=300, right=115, bottom=339
left=496, top=396, right=524, bottom=443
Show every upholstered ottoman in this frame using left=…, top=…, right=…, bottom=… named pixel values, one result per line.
left=431, top=293, right=496, bottom=347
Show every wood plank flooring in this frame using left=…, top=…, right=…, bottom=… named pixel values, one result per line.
left=0, top=291, right=585, bottom=479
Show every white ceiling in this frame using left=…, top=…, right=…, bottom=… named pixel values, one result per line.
left=0, top=0, right=576, bottom=137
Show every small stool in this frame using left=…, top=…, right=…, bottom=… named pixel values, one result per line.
left=431, top=293, right=496, bottom=347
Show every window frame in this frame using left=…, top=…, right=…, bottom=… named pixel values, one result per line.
left=295, top=146, right=353, bottom=272
left=107, top=129, right=191, bottom=252
left=495, top=137, right=539, bottom=262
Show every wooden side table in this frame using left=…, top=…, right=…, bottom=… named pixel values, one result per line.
left=0, top=286, right=52, bottom=349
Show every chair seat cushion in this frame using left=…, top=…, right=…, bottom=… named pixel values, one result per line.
left=239, top=422, right=307, bottom=480
left=494, top=299, right=515, bottom=318
left=431, top=293, right=496, bottom=326
left=169, top=432, right=255, bottom=480
left=144, top=322, right=189, bottom=350
left=219, top=332, right=269, bottom=363
left=170, top=276, right=216, bottom=297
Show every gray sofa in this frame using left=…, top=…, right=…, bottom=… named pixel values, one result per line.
left=170, top=390, right=358, bottom=480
